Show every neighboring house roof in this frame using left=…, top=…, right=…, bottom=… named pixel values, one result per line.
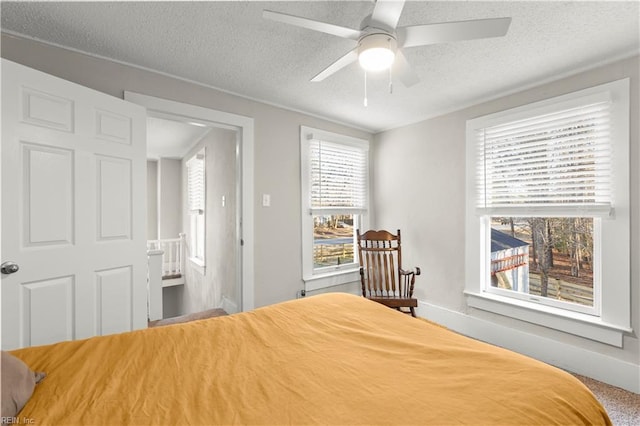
left=491, top=229, right=528, bottom=252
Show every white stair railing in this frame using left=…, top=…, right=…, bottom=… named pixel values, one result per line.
left=147, top=233, right=186, bottom=279
left=146, top=233, right=186, bottom=322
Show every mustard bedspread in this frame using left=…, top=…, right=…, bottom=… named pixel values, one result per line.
left=13, top=293, right=610, bottom=425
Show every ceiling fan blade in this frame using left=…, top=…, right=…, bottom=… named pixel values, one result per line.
left=370, top=0, right=406, bottom=31
left=398, top=17, right=512, bottom=48
left=263, top=10, right=362, bottom=40
left=393, top=50, right=420, bottom=87
left=311, top=49, right=359, bottom=82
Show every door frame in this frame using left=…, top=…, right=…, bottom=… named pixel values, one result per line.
left=125, top=92, right=254, bottom=312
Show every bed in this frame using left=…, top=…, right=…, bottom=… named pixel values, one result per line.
left=8, top=293, right=610, bottom=425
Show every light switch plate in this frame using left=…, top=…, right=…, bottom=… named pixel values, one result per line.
left=262, top=194, right=271, bottom=207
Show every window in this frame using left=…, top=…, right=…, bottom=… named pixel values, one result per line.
left=300, top=126, right=369, bottom=291
left=465, top=79, right=631, bottom=346
left=488, top=216, right=597, bottom=315
left=187, top=149, right=205, bottom=267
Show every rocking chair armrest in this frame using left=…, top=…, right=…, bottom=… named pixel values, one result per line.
left=399, top=267, right=421, bottom=276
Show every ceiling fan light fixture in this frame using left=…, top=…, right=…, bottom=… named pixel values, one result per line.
left=358, top=33, right=397, bottom=72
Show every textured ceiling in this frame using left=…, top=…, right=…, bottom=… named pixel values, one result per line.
left=1, top=1, right=639, bottom=132
left=146, top=117, right=211, bottom=160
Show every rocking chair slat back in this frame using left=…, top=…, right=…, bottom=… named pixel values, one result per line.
left=357, top=229, right=421, bottom=317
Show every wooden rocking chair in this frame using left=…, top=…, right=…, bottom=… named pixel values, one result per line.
left=357, top=229, right=421, bottom=317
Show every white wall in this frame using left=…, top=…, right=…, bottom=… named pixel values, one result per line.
left=373, top=55, right=640, bottom=392
left=162, top=286, right=182, bottom=319
left=150, top=157, right=184, bottom=318
left=0, top=33, right=372, bottom=309
left=146, top=160, right=158, bottom=240
left=180, top=127, right=239, bottom=315
left=158, top=158, right=182, bottom=239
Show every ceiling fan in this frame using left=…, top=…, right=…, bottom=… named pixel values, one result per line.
left=263, top=0, right=511, bottom=88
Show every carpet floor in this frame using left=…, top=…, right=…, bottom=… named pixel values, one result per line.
left=573, top=374, right=640, bottom=425
left=149, top=309, right=637, bottom=424
left=148, top=308, right=227, bottom=327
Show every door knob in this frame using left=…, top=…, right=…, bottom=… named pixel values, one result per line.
left=1, top=261, right=19, bottom=275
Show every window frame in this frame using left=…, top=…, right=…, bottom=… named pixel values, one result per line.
left=464, top=79, right=631, bottom=347
left=186, top=149, right=206, bottom=269
left=482, top=216, right=601, bottom=316
left=300, top=126, right=370, bottom=291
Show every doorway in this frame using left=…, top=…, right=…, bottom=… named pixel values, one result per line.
left=126, top=92, right=254, bottom=314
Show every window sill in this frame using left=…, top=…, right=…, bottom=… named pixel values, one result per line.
left=464, top=291, right=631, bottom=347
left=303, top=269, right=360, bottom=292
left=189, top=258, right=206, bottom=276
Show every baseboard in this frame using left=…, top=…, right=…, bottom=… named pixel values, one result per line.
left=222, top=296, right=239, bottom=315
left=416, top=300, right=640, bottom=394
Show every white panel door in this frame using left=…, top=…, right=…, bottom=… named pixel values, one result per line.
left=1, top=59, right=147, bottom=350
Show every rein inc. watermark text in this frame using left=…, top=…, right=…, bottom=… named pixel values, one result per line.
left=1, top=417, right=35, bottom=425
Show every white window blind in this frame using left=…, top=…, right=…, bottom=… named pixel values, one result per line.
left=475, top=98, right=613, bottom=217
left=310, top=138, right=368, bottom=211
left=187, top=154, right=205, bottom=213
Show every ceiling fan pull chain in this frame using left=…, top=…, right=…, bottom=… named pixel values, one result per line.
left=389, top=67, right=393, bottom=94
left=364, top=71, right=368, bottom=107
